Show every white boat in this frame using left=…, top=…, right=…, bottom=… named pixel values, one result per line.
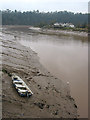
left=12, top=74, right=33, bottom=97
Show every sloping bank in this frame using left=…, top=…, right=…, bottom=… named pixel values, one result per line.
left=2, top=26, right=78, bottom=118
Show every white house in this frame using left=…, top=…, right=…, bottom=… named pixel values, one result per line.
left=69, top=24, right=75, bottom=28
left=54, top=23, right=60, bottom=26
left=54, top=22, right=75, bottom=28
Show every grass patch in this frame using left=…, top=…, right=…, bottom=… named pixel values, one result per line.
left=2, top=69, right=12, bottom=77
left=2, top=69, right=8, bottom=73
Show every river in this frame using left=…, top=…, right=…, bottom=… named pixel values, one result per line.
left=19, top=30, right=88, bottom=118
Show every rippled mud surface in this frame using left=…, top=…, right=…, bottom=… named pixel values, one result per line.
left=1, top=26, right=78, bottom=118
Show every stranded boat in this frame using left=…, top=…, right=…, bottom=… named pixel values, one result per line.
left=12, top=74, right=33, bottom=97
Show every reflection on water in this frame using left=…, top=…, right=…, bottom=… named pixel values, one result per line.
left=20, top=33, right=88, bottom=118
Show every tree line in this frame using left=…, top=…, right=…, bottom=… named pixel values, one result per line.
left=1, top=9, right=88, bottom=27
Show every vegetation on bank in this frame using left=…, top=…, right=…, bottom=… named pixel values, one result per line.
left=54, top=27, right=88, bottom=32
left=1, top=9, right=88, bottom=32
left=40, top=24, right=88, bottom=32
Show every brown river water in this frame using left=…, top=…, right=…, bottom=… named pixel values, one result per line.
left=19, top=31, right=88, bottom=118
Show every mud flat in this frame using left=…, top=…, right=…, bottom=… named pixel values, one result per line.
left=1, top=26, right=78, bottom=118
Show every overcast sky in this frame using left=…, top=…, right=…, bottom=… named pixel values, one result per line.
left=0, top=0, right=89, bottom=13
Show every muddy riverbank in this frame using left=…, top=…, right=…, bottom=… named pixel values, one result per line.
left=1, top=26, right=78, bottom=118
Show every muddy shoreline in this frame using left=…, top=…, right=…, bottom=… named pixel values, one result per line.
left=3, top=25, right=88, bottom=37
left=1, top=26, right=78, bottom=118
